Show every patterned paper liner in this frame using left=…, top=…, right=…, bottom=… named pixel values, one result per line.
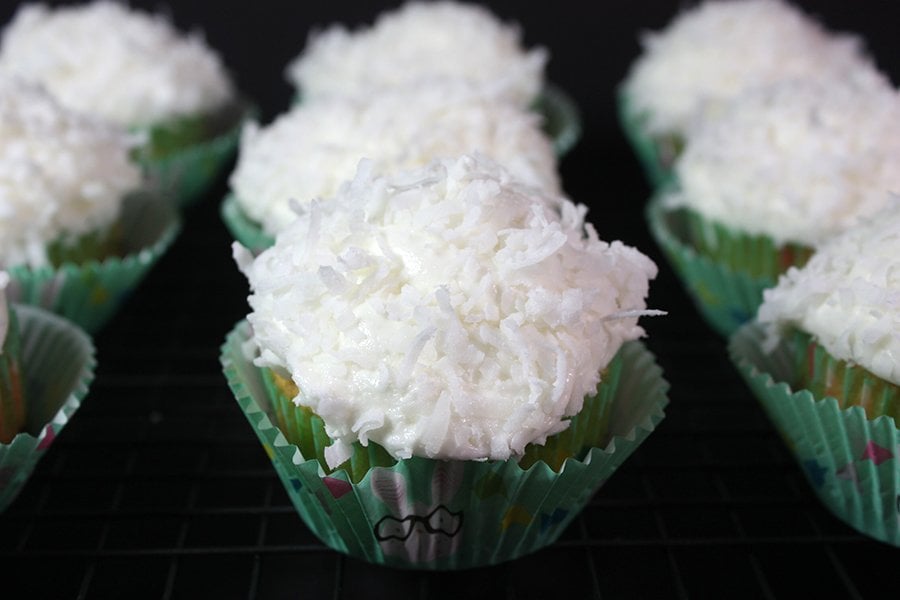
left=646, top=194, right=778, bottom=337
left=221, top=320, right=668, bottom=570
left=220, top=194, right=274, bottom=256
left=0, top=306, right=25, bottom=443
left=729, top=322, right=900, bottom=547
left=137, top=99, right=255, bottom=209
left=4, top=190, right=181, bottom=334
left=0, top=305, right=96, bottom=511
left=616, top=90, right=677, bottom=189
left=788, top=330, right=900, bottom=422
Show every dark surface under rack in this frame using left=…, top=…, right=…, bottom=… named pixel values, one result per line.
left=2, top=2, right=900, bottom=598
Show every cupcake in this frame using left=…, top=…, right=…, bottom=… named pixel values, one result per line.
left=619, top=0, right=876, bottom=187
left=224, top=84, right=561, bottom=250
left=648, top=75, right=900, bottom=335
left=284, top=1, right=580, bottom=155
left=730, top=204, right=900, bottom=545
left=223, top=154, right=668, bottom=568
left=0, top=303, right=95, bottom=511
left=0, top=273, right=24, bottom=444
left=0, top=1, right=248, bottom=206
left=0, top=76, right=179, bottom=332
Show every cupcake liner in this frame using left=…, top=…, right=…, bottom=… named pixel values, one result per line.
left=4, top=190, right=181, bottom=334
left=533, top=84, right=581, bottom=157
left=0, top=306, right=25, bottom=443
left=0, top=305, right=96, bottom=511
left=138, top=99, right=255, bottom=208
left=616, top=90, right=677, bottom=189
left=729, top=322, right=900, bottom=547
left=221, top=320, right=668, bottom=569
left=220, top=194, right=275, bottom=255
left=646, top=194, right=776, bottom=336
left=788, top=330, right=900, bottom=422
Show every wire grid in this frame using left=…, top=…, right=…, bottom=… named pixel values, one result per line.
left=1, top=188, right=899, bottom=600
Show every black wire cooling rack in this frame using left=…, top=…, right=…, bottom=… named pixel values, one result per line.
left=2, top=177, right=899, bottom=600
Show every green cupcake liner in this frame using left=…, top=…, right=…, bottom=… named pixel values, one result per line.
left=4, top=190, right=181, bottom=334
left=0, top=305, right=25, bottom=443
left=221, top=320, right=668, bottom=569
left=646, top=194, right=777, bottom=336
left=220, top=194, right=275, bottom=255
left=729, top=323, right=900, bottom=547
left=787, top=330, right=900, bottom=422
left=0, top=305, right=96, bottom=511
left=137, top=99, right=255, bottom=209
left=616, top=90, right=678, bottom=189
left=533, top=84, right=581, bottom=157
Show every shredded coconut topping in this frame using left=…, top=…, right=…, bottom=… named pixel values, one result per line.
left=285, top=1, right=546, bottom=107
left=622, top=0, right=876, bottom=136
left=758, top=202, right=900, bottom=386
left=236, top=155, right=658, bottom=465
left=0, top=1, right=234, bottom=126
left=668, top=77, right=900, bottom=247
left=0, top=77, right=141, bottom=268
left=230, top=85, right=560, bottom=235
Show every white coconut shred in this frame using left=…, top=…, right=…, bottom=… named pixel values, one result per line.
left=230, top=84, right=560, bottom=236
left=0, top=1, right=234, bottom=126
left=285, top=1, right=546, bottom=107
left=235, top=155, right=659, bottom=467
left=0, top=77, right=141, bottom=268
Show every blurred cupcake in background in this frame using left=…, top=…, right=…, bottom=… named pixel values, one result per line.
left=222, top=154, right=668, bottom=568
left=0, top=76, right=179, bottom=332
left=647, top=75, right=900, bottom=335
left=730, top=203, right=900, bottom=546
left=0, top=1, right=250, bottom=206
left=285, top=1, right=580, bottom=155
left=619, top=0, right=877, bottom=187
left=223, top=84, right=561, bottom=252
left=0, top=272, right=24, bottom=445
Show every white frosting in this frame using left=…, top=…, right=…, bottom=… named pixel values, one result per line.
left=622, top=0, right=876, bottom=136
left=669, top=77, right=900, bottom=247
left=0, top=1, right=234, bottom=126
left=0, top=76, right=141, bottom=268
left=230, top=85, right=560, bottom=236
left=235, top=155, right=658, bottom=465
left=285, top=1, right=546, bottom=107
left=758, top=202, right=900, bottom=386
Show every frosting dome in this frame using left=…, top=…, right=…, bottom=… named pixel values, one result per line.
left=622, top=0, right=875, bottom=136
left=235, top=155, right=658, bottom=466
left=758, top=203, right=900, bottom=386
left=285, top=1, right=546, bottom=107
left=230, top=84, right=560, bottom=235
left=669, top=76, right=900, bottom=247
left=0, top=1, right=234, bottom=126
left=0, top=77, right=141, bottom=268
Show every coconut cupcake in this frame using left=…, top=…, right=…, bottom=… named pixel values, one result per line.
left=730, top=204, right=900, bottom=545
left=222, top=154, right=668, bottom=568
left=0, top=1, right=247, bottom=205
left=619, top=0, right=877, bottom=186
left=0, top=76, right=179, bottom=332
left=648, top=75, right=900, bottom=335
left=284, top=1, right=580, bottom=155
left=224, top=84, right=561, bottom=249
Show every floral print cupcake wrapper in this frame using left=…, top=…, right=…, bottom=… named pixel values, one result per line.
left=5, top=190, right=181, bottom=334
left=220, top=194, right=274, bottom=256
left=221, top=320, right=668, bottom=570
left=138, top=99, right=255, bottom=209
left=0, top=305, right=95, bottom=511
left=646, top=194, right=776, bottom=336
left=0, top=305, right=25, bottom=444
left=729, top=322, right=900, bottom=547
left=616, top=91, right=677, bottom=189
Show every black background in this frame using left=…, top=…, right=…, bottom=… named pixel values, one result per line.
left=1, top=1, right=900, bottom=598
